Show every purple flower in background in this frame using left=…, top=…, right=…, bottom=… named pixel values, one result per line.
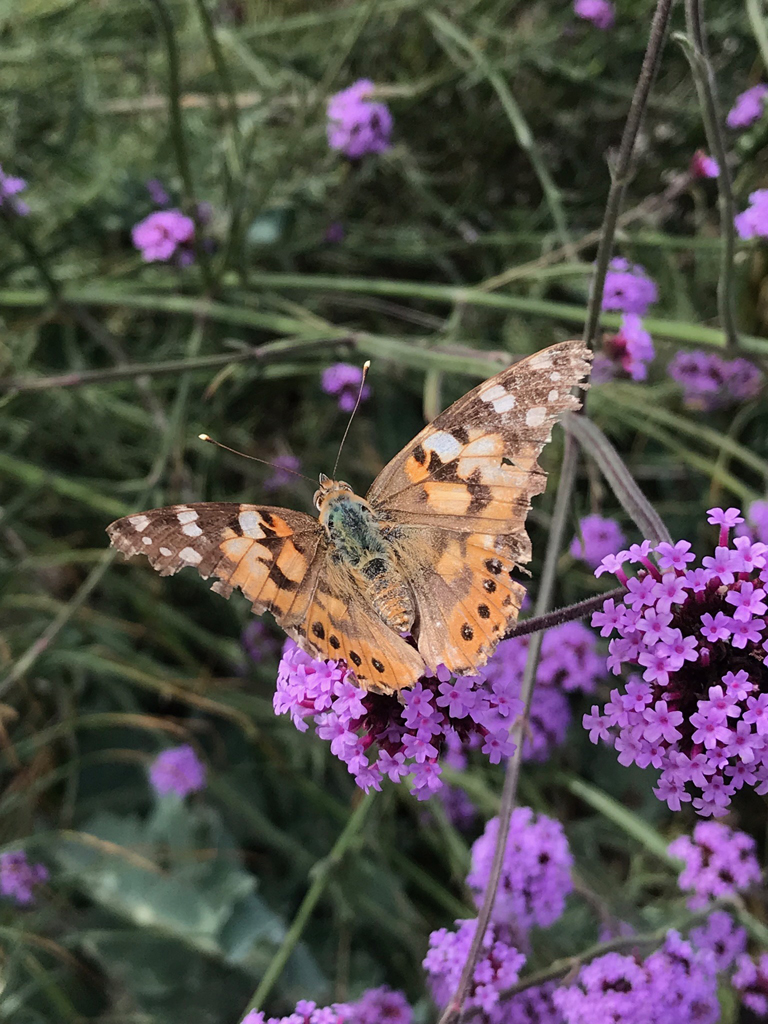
left=585, top=507, right=768, bottom=816
left=601, top=258, right=658, bottom=316
left=0, top=166, right=29, bottom=215
left=0, top=850, right=48, bottom=905
left=669, top=821, right=760, bottom=908
left=241, top=620, right=280, bottom=665
left=263, top=454, right=301, bottom=491
left=424, top=918, right=526, bottom=1019
left=348, top=986, right=411, bottom=1024
left=574, top=0, right=615, bottom=29
left=132, top=209, right=195, bottom=262
left=146, top=178, right=171, bottom=206
left=735, top=189, right=768, bottom=240
left=734, top=952, right=768, bottom=1017
left=570, top=514, right=627, bottom=568
left=149, top=744, right=207, bottom=797
left=727, top=84, right=768, bottom=129
left=595, top=314, right=655, bottom=382
left=324, top=222, right=345, bottom=244
left=737, top=499, right=768, bottom=545
left=327, top=79, right=392, bottom=159
left=553, top=932, right=719, bottom=1024
left=668, top=350, right=762, bottom=409
left=467, top=809, right=573, bottom=933
left=241, top=1001, right=355, bottom=1024
left=322, top=363, right=371, bottom=413
left=690, top=150, right=720, bottom=179
left=689, top=910, right=747, bottom=972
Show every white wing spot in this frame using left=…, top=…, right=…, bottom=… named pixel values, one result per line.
left=548, top=389, right=559, bottom=401
left=129, top=514, right=150, bottom=532
left=179, top=547, right=203, bottom=565
left=492, top=393, right=516, bottom=414
left=159, top=547, right=172, bottom=556
left=142, top=536, right=153, bottom=546
left=424, top=430, right=462, bottom=461
left=550, top=371, right=562, bottom=381
left=176, top=509, right=198, bottom=525
left=526, top=406, right=547, bottom=427
left=529, top=352, right=553, bottom=369
left=182, top=522, right=203, bottom=537
left=239, top=510, right=266, bottom=537
left=480, top=383, right=507, bottom=403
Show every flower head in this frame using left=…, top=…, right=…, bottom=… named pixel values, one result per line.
left=690, top=150, right=719, bottom=179
left=321, top=363, right=371, bottom=413
left=585, top=508, right=768, bottom=815
left=327, top=80, right=392, bottom=159
left=669, top=821, right=760, bottom=908
left=689, top=910, right=747, bottom=972
left=263, top=454, right=301, bottom=491
left=735, top=188, right=768, bottom=240
left=727, top=84, right=768, bottom=129
left=149, top=744, right=207, bottom=797
left=146, top=178, right=171, bottom=206
left=594, top=314, right=655, bottom=382
left=668, top=349, right=762, bottom=409
left=570, top=515, right=627, bottom=568
left=0, top=851, right=48, bottom=905
left=734, top=952, right=768, bottom=1017
left=132, top=209, right=195, bottom=263
left=574, top=0, right=615, bottom=28
left=348, top=986, right=411, bottom=1024
left=0, top=166, right=29, bottom=215
left=601, top=258, right=658, bottom=316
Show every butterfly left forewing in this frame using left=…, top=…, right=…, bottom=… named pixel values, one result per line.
left=107, top=503, right=326, bottom=627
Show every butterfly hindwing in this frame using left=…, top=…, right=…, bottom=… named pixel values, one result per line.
left=107, top=503, right=326, bottom=627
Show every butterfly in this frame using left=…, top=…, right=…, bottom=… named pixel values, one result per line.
left=107, top=340, right=591, bottom=694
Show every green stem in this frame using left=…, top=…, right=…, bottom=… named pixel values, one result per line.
left=241, top=792, right=376, bottom=1015
left=746, top=0, right=768, bottom=77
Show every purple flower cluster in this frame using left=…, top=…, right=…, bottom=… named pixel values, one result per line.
left=467, top=809, right=573, bottom=933
left=327, top=80, right=392, bottom=159
left=570, top=514, right=627, bottom=569
left=593, top=314, right=655, bottom=383
left=690, top=150, right=719, bottom=180
left=668, top=350, right=762, bottom=410
left=668, top=821, right=760, bottom=908
left=733, top=952, right=768, bottom=1016
left=274, top=642, right=521, bottom=798
left=735, top=189, right=768, bottom=240
left=689, top=910, right=746, bottom=973
left=737, top=498, right=768, bottom=545
left=242, top=620, right=280, bottom=665
left=146, top=178, right=171, bottom=206
left=438, top=732, right=477, bottom=828
left=0, top=166, right=29, bottom=216
left=149, top=744, right=207, bottom=797
left=132, top=209, right=195, bottom=263
left=573, top=0, right=615, bottom=29
left=240, top=988, right=411, bottom=1024
left=584, top=507, right=768, bottom=815
left=601, top=258, right=658, bottom=316
left=321, top=363, right=371, bottom=413
left=553, top=931, right=719, bottom=1024
left=0, top=850, right=48, bottom=905
left=423, top=918, right=526, bottom=1021
left=727, top=84, right=768, bottom=129
left=263, top=454, right=301, bottom=491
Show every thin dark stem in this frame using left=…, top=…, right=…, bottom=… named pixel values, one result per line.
left=583, top=0, right=676, bottom=347
left=437, top=437, right=580, bottom=1024
left=501, top=587, right=626, bottom=641
left=681, top=0, right=740, bottom=350
left=147, top=0, right=215, bottom=291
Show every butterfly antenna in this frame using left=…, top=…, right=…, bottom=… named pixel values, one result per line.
left=332, top=360, right=371, bottom=479
left=198, top=435, right=314, bottom=483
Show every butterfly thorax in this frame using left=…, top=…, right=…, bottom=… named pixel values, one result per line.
left=316, top=479, right=415, bottom=634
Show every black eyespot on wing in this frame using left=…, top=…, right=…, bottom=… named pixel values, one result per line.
left=412, top=444, right=427, bottom=466
left=349, top=650, right=362, bottom=667
left=461, top=623, right=474, bottom=641
left=477, top=604, right=490, bottom=619
left=372, top=658, right=385, bottom=673
left=485, top=558, right=502, bottom=575
left=329, top=634, right=341, bottom=650
left=312, top=621, right=325, bottom=640
left=453, top=425, right=469, bottom=444
left=483, top=579, right=497, bottom=593
left=427, top=451, right=443, bottom=474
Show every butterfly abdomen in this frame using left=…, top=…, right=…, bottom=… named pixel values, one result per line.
left=359, top=554, right=415, bottom=633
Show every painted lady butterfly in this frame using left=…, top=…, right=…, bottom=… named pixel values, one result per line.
left=107, top=340, right=591, bottom=693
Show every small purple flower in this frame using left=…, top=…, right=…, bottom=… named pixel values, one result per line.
left=327, top=80, right=392, bottom=159
left=601, top=257, right=658, bottom=316
left=0, top=166, right=29, bottom=216
left=689, top=910, right=747, bottom=972
left=322, top=363, right=371, bottom=413
left=690, top=150, right=720, bottom=179
left=595, top=313, right=655, bottom=382
left=570, top=514, right=627, bottom=569
left=263, top=454, right=301, bottom=491
left=467, top=809, right=573, bottom=932
left=727, top=84, right=768, bottom=129
left=348, top=986, right=411, bottom=1024
left=149, top=744, right=207, bottom=797
left=574, top=0, right=615, bottom=29
left=669, top=821, right=760, bottom=908
left=735, top=187, right=768, bottom=240
left=733, top=952, right=768, bottom=1017
left=132, top=209, right=195, bottom=263
left=668, top=349, right=762, bottom=409
left=0, top=850, right=48, bottom=905
left=146, top=178, right=171, bottom=206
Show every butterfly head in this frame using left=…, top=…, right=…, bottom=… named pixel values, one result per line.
left=314, top=473, right=354, bottom=513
